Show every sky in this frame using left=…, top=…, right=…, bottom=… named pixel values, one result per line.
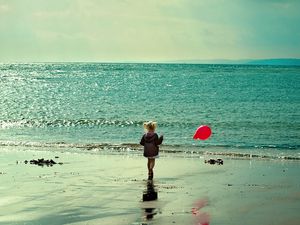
left=0, top=0, right=299, bottom=62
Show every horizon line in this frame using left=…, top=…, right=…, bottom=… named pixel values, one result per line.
left=1, top=58, right=300, bottom=65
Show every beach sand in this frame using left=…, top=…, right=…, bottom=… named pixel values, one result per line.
left=0, top=146, right=300, bottom=225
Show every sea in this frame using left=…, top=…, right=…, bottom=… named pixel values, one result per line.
left=0, top=63, right=299, bottom=159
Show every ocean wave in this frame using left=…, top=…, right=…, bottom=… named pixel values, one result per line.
left=0, top=119, right=142, bottom=129
left=0, top=118, right=207, bottom=129
left=1, top=118, right=296, bottom=132
left=0, top=141, right=299, bottom=161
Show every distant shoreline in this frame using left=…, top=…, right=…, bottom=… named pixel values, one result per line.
left=164, top=58, right=300, bottom=66
left=1, top=58, right=300, bottom=66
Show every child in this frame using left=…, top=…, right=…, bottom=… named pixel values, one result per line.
left=140, top=121, right=163, bottom=180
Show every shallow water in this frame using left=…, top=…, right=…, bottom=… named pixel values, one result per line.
left=0, top=147, right=299, bottom=225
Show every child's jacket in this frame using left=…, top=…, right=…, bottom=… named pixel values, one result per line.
left=140, top=132, right=163, bottom=157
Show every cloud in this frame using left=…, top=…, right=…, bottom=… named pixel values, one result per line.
left=0, top=0, right=299, bottom=62
left=0, top=3, right=9, bottom=13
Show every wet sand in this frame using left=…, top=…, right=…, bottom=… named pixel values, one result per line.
left=0, top=146, right=300, bottom=225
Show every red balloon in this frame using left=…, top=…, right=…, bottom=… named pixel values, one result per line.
left=193, top=125, right=211, bottom=140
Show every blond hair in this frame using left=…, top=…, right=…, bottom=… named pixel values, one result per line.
left=143, top=121, right=157, bottom=131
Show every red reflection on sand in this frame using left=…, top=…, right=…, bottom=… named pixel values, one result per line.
left=192, top=199, right=210, bottom=225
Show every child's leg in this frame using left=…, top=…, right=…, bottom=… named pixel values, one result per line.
left=147, top=159, right=155, bottom=179
left=147, top=159, right=151, bottom=173
left=147, top=159, right=155, bottom=171
left=150, top=159, right=155, bottom=171
left=147, top=159, right=151, bottom=179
